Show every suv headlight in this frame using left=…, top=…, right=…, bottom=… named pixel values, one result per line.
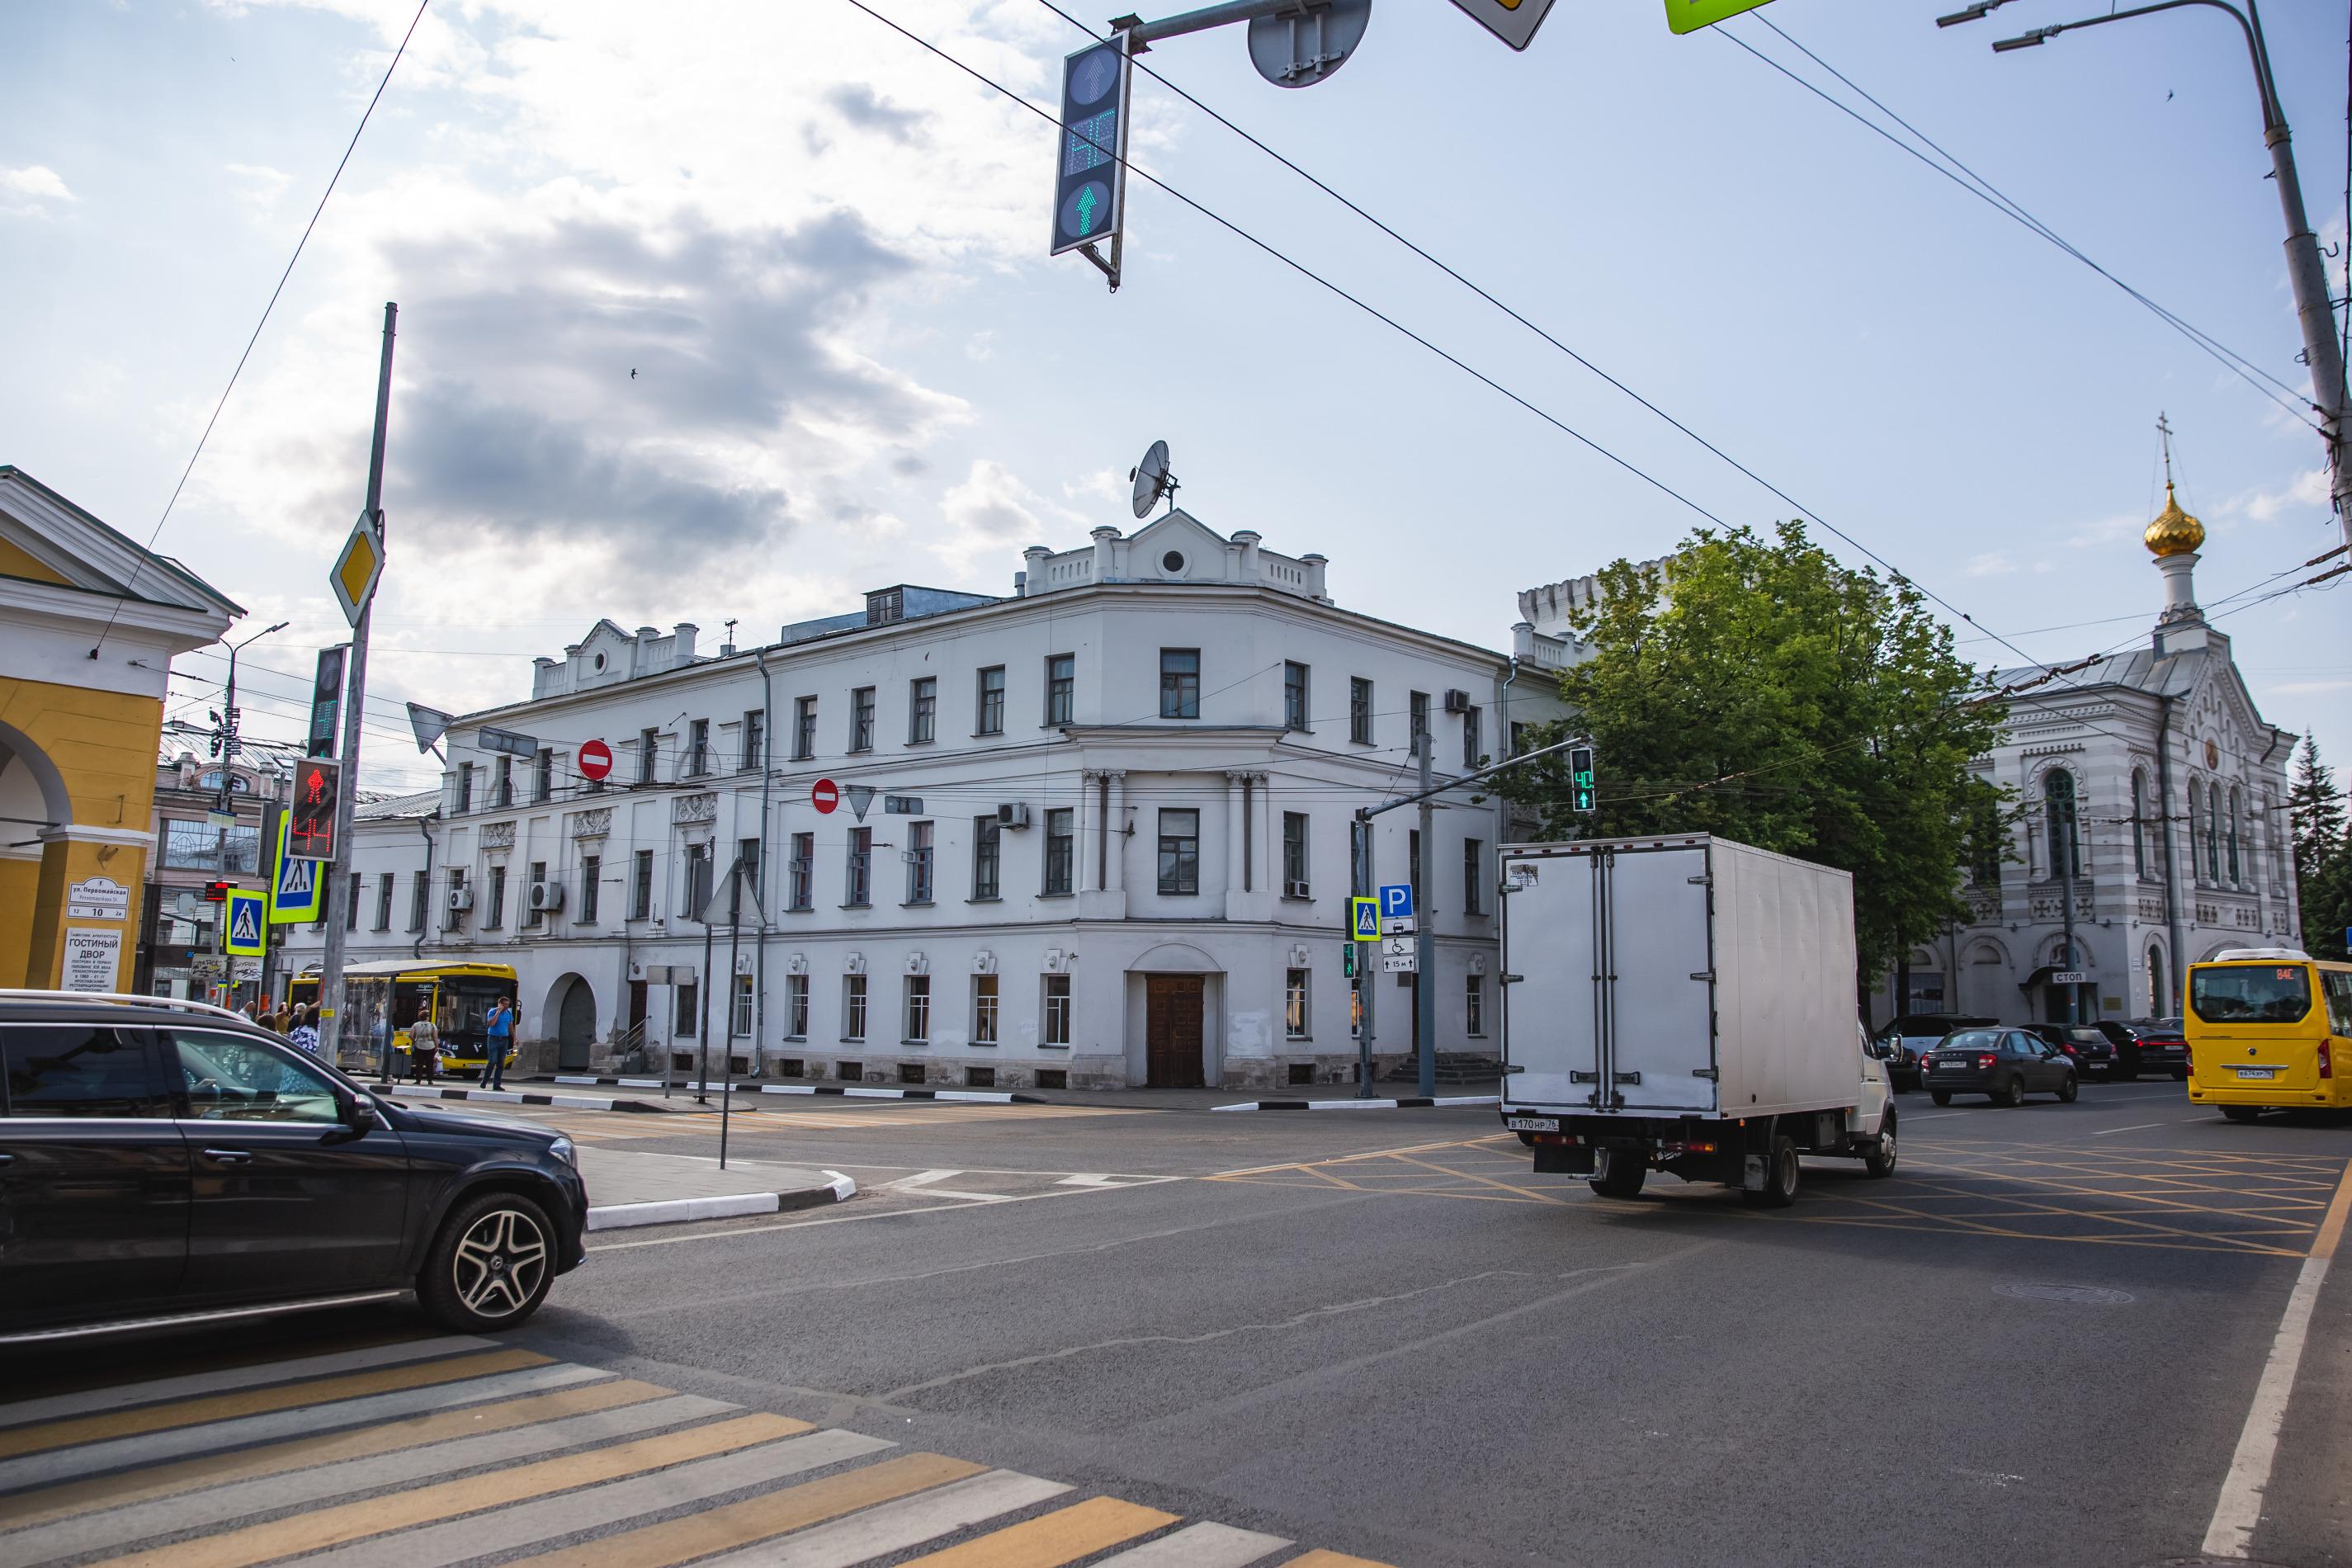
left=548, top=1136, right=578, bottom=1168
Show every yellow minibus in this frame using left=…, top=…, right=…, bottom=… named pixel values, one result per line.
left=2184, top=947, right=2352, bottom=1121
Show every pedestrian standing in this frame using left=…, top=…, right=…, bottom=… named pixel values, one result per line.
left=484, top=997, right=512, bottom=1089
left=287, top=1004, right=320, bottom=1056
left=407, top=1012, right=439, bottom=1085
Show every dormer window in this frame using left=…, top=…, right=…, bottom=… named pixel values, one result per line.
left=593, top=652, right=607, bottom=672
left=865, top=587, right=904, bottom=625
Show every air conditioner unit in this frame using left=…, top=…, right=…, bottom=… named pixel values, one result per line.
left=1284, top=880, right=1311, bottom=899
left=1443, top=689, right=1473, bottom=714
left=447, top=886, right=475, bottom=912
left=529, top=881, right=564, bottom=913
left=996, top=802, right=1031, bottom=829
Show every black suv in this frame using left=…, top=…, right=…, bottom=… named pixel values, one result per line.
left=0, top=993, right=588, bottom=1344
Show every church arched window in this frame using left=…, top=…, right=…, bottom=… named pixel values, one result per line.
left=2130, top=769, right=2148, bottom=877
left=2227, top=786, right=2242, bottom=884
left=2187, top=787, right=2203, bottom=884
left=2205, top=782, right=2221, bottom=883
left=2043, top=770, right=2080, bottom=881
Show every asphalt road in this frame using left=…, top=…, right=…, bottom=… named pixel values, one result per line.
left=7, top=1078, right=2350, bottom=1568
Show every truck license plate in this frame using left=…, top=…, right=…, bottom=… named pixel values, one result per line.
left=1505, top=1116, right=1561, bottom=1133
left=2235, top=1067, right=2277, bottom=1080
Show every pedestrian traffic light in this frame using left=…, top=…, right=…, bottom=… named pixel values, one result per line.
left=1569, top=745, right=1597, bottom=813
left=1342, top=942, right=1357, bottom=978
left=287, top=758, right=342, bottom=862
left=1050, top=39, right=1130, bottom=259
left=202, top=881, right=232, bottom=904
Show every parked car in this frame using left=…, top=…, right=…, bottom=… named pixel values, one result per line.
left=1925, top=1027, right=2080, bottom=1106
left=0, top=990, right=588, bottom=1344
left=2024, top=1023, right=2118, bottom=1079
left=1874, top=1013, right=1998, bottom=1091
left=2101, top=1018, right=2190, bottom=1081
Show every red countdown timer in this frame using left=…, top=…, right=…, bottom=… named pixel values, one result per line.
left=287, top=758, right=342, bottom=862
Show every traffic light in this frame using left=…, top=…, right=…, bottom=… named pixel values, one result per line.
left=201, top=881, right=232, bottom=904
left=1569, top=745, right=1597, bottom=813
left=1050, top=40, right=1129, bottom=259
left=287, top=758, right=342, bottom=862
left=1342, top=942, right=1357, bottom=979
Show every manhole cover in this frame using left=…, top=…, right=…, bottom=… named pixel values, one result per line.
left=1995, top=1282, right=2137, bottom=1306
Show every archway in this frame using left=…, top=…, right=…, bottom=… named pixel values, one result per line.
left=0, top=720, right=78, bottom=988
left=548, top=973, right=597, bottom=1071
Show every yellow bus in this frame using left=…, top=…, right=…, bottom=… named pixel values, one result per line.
left=2184, top=947, right=2352, bottom=1121
left=290, top=960, right=520, bottom=1080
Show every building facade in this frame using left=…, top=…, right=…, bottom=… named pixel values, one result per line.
left=136, top=752, right=285, bottom=1002
left=281, top=511, right=1566, bottom=1089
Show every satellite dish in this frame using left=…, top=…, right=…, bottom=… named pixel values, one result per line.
left=1248, top=0, right=1370, bottom=89
left=1130, top=440, right=1178, bottom=519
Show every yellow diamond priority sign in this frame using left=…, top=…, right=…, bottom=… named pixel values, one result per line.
left=331, top=511, right=384, bottom=626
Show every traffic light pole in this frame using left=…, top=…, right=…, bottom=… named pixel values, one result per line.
left=319, top=302, right=397, bottom=1068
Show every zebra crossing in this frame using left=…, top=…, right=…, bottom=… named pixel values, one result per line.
left=0, top=1336, right=1389, bottom=1568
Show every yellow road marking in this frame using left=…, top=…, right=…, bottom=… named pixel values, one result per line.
left=0, top=1378, right=672, bottom=1530
left=87, top=1412, right=811, bottom=1568
left=898, top=1496, right=1179, bottom=1566
left=2311, top=1159, right=2352, bottom=1260
left=0, top=1348, right=550, bottom=1460
left=499, top=1451, right=986, bottom=1567
left=1280, top=1552, right=1401, bottom=1567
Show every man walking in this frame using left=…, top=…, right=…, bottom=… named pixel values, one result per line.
left=484, top=996, right=513, bottom=1089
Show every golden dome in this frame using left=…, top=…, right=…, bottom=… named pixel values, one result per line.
left=2144, top=483, right=2205, bottom=557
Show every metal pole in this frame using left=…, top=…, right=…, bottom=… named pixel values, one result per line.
left=721, top=862, right=742, bottom=1169
left=318, top=302, right=396, bottom=1067
left=1351, top=815, right=1371, bottom=1097
left=697, top=911, right=715, bottom=1105
left=1123, top=0, right=1320, bottom=48
left=1415, top=732, right=1436, bottom=1099
left=2057, top=802, right=2078, bottom=1024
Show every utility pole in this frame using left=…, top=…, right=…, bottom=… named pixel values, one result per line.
left=319, top=303, right=397, bottom=1066
left=1972, top=0, right=2352, bottom=560
left=1414, top=731, right=1438, bottom=1098
left=2056, top=800, right=2080, bottom=1024
left=1350, top=816, right=1371, bottom=1097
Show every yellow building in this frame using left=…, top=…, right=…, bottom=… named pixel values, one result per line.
left=1, top=467, right=240, bottom=992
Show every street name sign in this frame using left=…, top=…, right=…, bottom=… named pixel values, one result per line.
left=67, top=876, right=130, bottom=921
left=1447, top=0, right=1558, bottom=51
left=477, top=725, right=537, bottom=759
left=330, top=511, right=385, bottom=627
left=1664, top=0, right=1772, bottom=33
left=1350, top=897, right=1380, bottom=942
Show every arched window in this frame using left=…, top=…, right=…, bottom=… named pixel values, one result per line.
left=2130, top=769, right=2148, bottom=877
left=2147, top=943, right=2168, bottom=1016
left=2187, top=786, right=2201, bottom=883
left=2227, top=786, right=2241, bottom=883
left=2205, top=782, right=2221, bottom=882
left=2269, top=795, right=2286, bottom=886
left=2043, top=770, right=2080, bottom=880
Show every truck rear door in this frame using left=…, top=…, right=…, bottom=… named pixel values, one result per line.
left=1603, top=841, right=1718, bottom=1114
left=1499, top=850, right=1600, bottom=1108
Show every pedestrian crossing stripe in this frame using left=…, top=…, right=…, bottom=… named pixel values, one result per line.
left=223, top=890, right=266, bottom=957
left=0, top=1342, right=1399, bottom=1568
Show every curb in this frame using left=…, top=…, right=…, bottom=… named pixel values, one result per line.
left=585, top=1169, right=857, bottom=1232
left=550, top=1076, right=1048, bottom=1106
left=1210, top=1094, right=1504, bottom=1112
left=386, top=1086, right=666, bottom=1113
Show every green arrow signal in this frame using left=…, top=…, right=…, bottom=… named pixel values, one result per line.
left=1075, top=186, right=1099, bottom=235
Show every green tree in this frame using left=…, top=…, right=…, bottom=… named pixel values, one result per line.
left=1500, top=521, right=2008, bottom=986
left=2288, top=734, right=2352, bottom=961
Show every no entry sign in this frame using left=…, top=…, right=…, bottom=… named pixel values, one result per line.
left=577, top=739, right=613, bottom=782
left=812, top=777, right=839, bottom=814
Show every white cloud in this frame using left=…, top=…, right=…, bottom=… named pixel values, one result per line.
left=1965, top=550, right=2015, bottom=577
left=2232, top=465, right=2329, bottom=523
left=0, top=164, right=75, bottom=215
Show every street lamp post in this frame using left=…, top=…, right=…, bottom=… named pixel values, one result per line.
left=208, top=620, right=287, bottom=1007
left=1958, top=0, right=2352, bottom=561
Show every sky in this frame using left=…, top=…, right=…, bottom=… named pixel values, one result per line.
left=4, top=0, right=2348, bottom=797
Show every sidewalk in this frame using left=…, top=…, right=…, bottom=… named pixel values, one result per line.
left=580, top=1147, right=856, bottom=1232
left=517, top=1074, right=1501, bottom=1113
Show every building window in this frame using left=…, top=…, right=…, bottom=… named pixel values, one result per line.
left=456, top=762, right=475, bottom=814
left=850, top=687, right=876, bottom=752
left=1044, top=808, right=1074, bottom=895
left=494, top=754, right=513, bottom=807
left=535, top=747, right=553, bottom=803
left=904, top=975, right=931, bottom=1042
left=1409, top=692, right=1430, bottom=749
left=2131, top=769, right=2149, bottom=877
left=1044, top=973, right=1071, bottom=1046
left=1350, top=678, right=1373, bottom=745
left=683, top=843, right=713, bottom=920
left=742, top=710, right=764, bottom=772
left=675, top=979, right=698, bottom=1037
left=909, top=678, right=937, bottom=744
left=2188, top=786, right=2203, bottom=882
left=2227, top=786, right=2242, bottom=883
left=790, top=832, right=818, bottom=907
left=973, top=974, right=999, bottom=1045
left=483, top=866, right=506, bottom=929
left=1285, top=968, right=1310, bottom=1040
left=976, top=666, right=1005, bottom=736
left=1283, top=661, right=1309, bottom=731
left=2043, top=770, right=2080, bottom=880
left=2205, top=782, right=2221, bottom=883
left=160, top=818, right=259, bottom=872
left=1509, top=720, right=1531, bottom=758
left=1046, top=654, right=1075, bottom=726
left=408, top=872, right=427, bottom=932
left=846, top=826, right=872, bottom=906
left=1462, top=706, right=1481, bottom=769
left=736, top=836, right=761, bottom=905
left=345, top=871, right=361, bottom=930
left=1158, top=809, right=1200, bottom=895
left=1282, top=812, right=1309, bottom=896
left=843, top=974, right=867, bottom=1041
left=1160, top=649, right=1200, bottom=720
left=732, top=975, right=753, bottom=1037
left=972, top=816, right=1001, bottom=900
left=686, top=718, right=710, bottom=777
left=785, top=974, right=810, bottom=1039
left=632, top=848, right=654, bottom=919
left=1463, top=838, right=1485, bottom=915
left=638, top=727, right=659, bottom=784
left=375, top=872, right=394, bottom=930
left=1466, top=972, right=1486, bottom=1037
left=793, top=697, right=817, bottom=760
left=579, top=854, right=601, bottom=923
left=905, top=821, right=934, bottom=904
left=2148, top=944, right=2169, bottom=1016
left=523, top=860, right=546, bottom=928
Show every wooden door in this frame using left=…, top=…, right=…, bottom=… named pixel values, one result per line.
left=628, top=981, right=649, bottom=1029
left=1145, top=975, right=1205, bottom=1088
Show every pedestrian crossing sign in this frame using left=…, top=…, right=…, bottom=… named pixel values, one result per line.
left=1350, top=896, right=1381, bottom=942
left=224, top=889, right=267, bottom=957
left=267, top=815, right=319, bottom=923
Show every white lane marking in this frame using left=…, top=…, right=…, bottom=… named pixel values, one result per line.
left=890, top=1169, right=964, bottom=1190
left=0, top=1334, right=492, bottom=1429
left=889, top=1169, right=1012, bottom=1202
left=1092, top=1521, right=1296, bottom=1566
left=694, top=1470, right=1072, bottom=1568
left=1906, top=1112, right=1968, bottom=1121
left=2091, top=1122, right=2168, bottom=1136
left=2201, top=1254, right=2331, bottom=1558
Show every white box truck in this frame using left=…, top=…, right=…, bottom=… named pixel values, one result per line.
left=1495, top=834, right=1896, bottom=1207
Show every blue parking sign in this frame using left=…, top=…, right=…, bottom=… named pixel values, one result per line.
left=1379, top=883, right=1414, bottom=921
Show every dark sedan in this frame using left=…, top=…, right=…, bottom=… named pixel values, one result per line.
left=1875, top=1014, right=1998, bottom=1091
left=2026, top=1023, right=2117, bottom=1079
left=1925, top=1027, right=2080, bottom=1107
left=2101, top=1018, right=2190, bottom=1081
left=0, top=992, right=588, bottom=1344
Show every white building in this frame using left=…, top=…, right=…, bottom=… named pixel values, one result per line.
left=284, top=511, right=1565, bottom=1090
